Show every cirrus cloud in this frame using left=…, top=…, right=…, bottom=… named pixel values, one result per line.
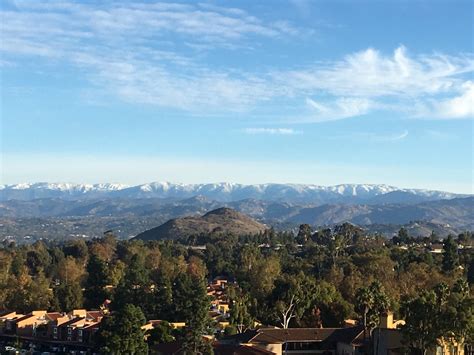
left=243, top=128, right=302, bottom=135
left=1, top=1, right=473, bottom=121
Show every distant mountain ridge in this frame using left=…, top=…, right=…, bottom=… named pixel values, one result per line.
left=0, top=182, right=463, bottom=204
left=1, top=197, right=472, bottom=240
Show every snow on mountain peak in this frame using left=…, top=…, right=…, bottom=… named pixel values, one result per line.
left=0, top=181, right=462, bottom=203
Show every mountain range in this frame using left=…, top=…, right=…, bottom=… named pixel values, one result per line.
left=0, top=182, right=472, bottom=242
left=0, top=182, right=463, bottom=204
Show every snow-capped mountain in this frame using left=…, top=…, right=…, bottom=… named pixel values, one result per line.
left=0, top=182, right=463, bottom=204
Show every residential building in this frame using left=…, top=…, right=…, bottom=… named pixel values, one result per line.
left=219, top=326, right=367, bottom=355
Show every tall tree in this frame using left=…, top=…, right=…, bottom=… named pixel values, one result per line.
left=53, top=281, right=83, bottom=312
left=400, top=290, right=439, bottom=354
left=113, top=254, right=151, bottom=312
left=355, top=281, right=390, bottom=329
left=150, top=273, right=173, bottom=320
left=229, top=293, right=254, bottom=333
left=96, top=304, right=148, bottom=355
left=297, top=224, right=312, bottom=244
left=180, top=275, right=213, bottom=354
left=84, top=255, right=109, bottom=309
left=442, top=235, right=459, bottom=273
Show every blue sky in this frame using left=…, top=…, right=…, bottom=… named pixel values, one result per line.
left=1, top=0, right=473, bottom=193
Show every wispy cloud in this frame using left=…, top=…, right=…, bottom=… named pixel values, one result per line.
left=1, top=1, right=292, bottom=111
left=278, top=46, right=473, bottom=97
left=305, top=97, right=373, bottom=122
left=376, top=130, right=409, bottom=142
left=243, top=128, right=302, bottom=135
left=330, top=130, right=409, bottom=142
left=278, top=46, right=474, bottom=121
left=1, top=2, right=473, bottom=121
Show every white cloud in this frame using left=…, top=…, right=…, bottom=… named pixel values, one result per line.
left=432, top=81, right=474, bottom=118
left=305, top=97, right=373, bottom=122
left=367, top=130, right=408, bottom=142
left=1, top=1, right=473, bottom=120
left=243, top=128, right=302, bottom=135
left=278, top=46, right=473, bottom=98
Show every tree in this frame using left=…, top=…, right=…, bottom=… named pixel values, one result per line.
left=400, top=290, right=439, bottom=355
left=6, top=267, right=52, bottom=313
left=53, top=281, right=83, bottom=312
left=63, top=239, right=88, bottom=261
left=96, top=304, right=148, bottom=355
left=277, top=294, right=297, bottom=329
left=84, top=255, right=109, bottom=309
left=400, top=281, right=473, bottom=354
left=147, top=321, right=174, bottom=347
left=26, top=242, right=52, bottom=275
left=113, top=254, right=151, bottom=312
left=442, top=235, right=459, bottom=273
left=297, top=224, right=312, bottom=244
left=150, top=273, right=173, bottom=320
left=89, top=234, right=117, bottom=262
left=248, top=255, right=280, bottom=299
left=180, top=275, right=212, bottom=354
left=229, top=293, right=254, bottom=333
left=57, top=256, right=85, bottom=284
left=355, top=286, right=374, bottom=329
left=355, top=281, right=390, bottom=329
left=397, top=228, right=410, bottom=244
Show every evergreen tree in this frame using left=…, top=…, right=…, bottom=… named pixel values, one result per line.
left=147, top=321, right=174, bottom=347
left=96, top=304, right=148, bottom=355
left=181, top=275, right=212, bottom=354
left=53, top=281, right=83, bottom=312
left=297, top=224, right=312, bottom=244
left=113, top=254, right=150, bottom=312
left=397, top=227, right=409, bottom=244
left=84, top=255, right=109, bottom=309
left=150, top=273, right=173, bottom=320
left=442, top=235, right=459, bottom=272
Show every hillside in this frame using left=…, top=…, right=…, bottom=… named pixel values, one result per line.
left=134, top=207, right=267, bottom=241
left=1, top=197, right=472, bottom=243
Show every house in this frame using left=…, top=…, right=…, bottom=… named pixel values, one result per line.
left=429, top=244, right=444, bottom=254
left=0, top=311, right=25, bottom=334
left=154, top=340, right=275, bottom=355
left=55, top=310, right=103, bottom=343
left=214, top=344, right=277, bottom=355
left=372, top=312, right=466, bottom=355
left=208, top=277, right=234, bottom=318
left=0, top=309, right=103, bottom=346
left=219, top=326, right=367, bottom=355
left=8, top=310, right=47, bottom=337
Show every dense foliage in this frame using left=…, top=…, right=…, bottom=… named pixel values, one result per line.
left=0, top=226, right=472, bottom=352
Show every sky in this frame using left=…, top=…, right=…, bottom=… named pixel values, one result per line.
left=0, top=0, right=473, bottom=193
